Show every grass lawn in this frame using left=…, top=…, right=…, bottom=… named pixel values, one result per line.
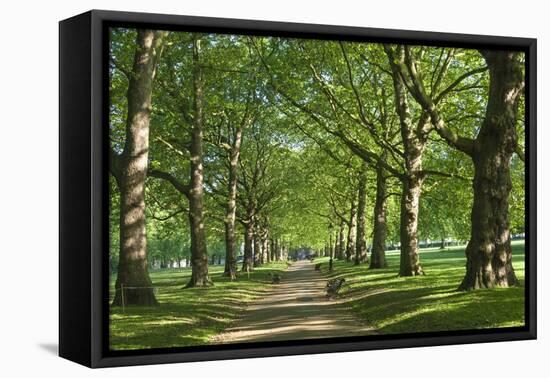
left=318, top=240, right=525, bottom=334
left=109, top=261, right=288, bottom=350
left=109, top=242, right=525, bottom=350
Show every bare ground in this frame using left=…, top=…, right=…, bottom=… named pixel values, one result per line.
left=210, top=260, right=376, bottom=344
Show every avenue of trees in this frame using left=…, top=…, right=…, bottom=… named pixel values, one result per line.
left=108, top=28, right=526, bottom=305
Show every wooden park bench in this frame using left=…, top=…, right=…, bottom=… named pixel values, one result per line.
left=326, top=277, right=346, bottom=299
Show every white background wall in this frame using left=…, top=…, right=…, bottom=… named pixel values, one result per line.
left=0, top=0, right=546, bottom=376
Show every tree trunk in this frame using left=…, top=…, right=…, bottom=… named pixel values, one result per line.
left=346, top=198, right=357, bottom=262
left=242, top=217, right=254, bottom=272
left=459, top=51, right=522, bottom=290
left=390, top=55, right=426, bottom=277
left=355, top=165, right=368, bottom=265
left=276, top=238, right=283, bottom=261
left=329, top=231, right=334, bottom=271
left=111, top=30, right=165, bottom=307
left=370, top=161, right=388, bottom=268
left=337, top=221, right=345, bottom=260
left=186, top=36, right=211, bottom=288
left=270, top=238, right=275, bottom=261
left=223, top=126, right=243, bottom=280
left=399, top=174, right=424, bottom=276
left=253, top=222, right=262, bottom=267
left=262, top=228, right=270, bottom=264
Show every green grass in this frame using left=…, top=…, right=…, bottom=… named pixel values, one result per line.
left=317, top=240, right=525, bottom=334
left=110, top=242, right=525, bottom=350
left=109, top=261, right=289, bottom=350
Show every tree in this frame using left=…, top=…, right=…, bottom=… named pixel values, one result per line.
left=383, top=46, right=431, bottom=276
left=184, top=35, right=211, bottom=287
left=354, top=163, right=369, bottom=265
left=370, top=157, right=388, bottom=268
left=345, top=195, right=357, bottom=262
left=198, top=36, right=261, bottom=279
left=394, top=46, right=524, bottom=289
left=236, top=120, right=281, bottom=271
left=222, top=104, right=252, bottom=278
left=148, top=33, right=212, bottom=287
left=107, top=29, right=526, bottom=299
left=253, top=39, right=395, bottom=269
left=109, top=29, right=167, bottom=306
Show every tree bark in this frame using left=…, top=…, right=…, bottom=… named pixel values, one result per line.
left=459, top=51, right=522, bottom=290
left=223, top=126, right=243, bottom=279
left=386, top=48, right=426, bottom=276
left=111, top=30, right=165, bottom=307
left=186, top=36, right=211, bottom=288
left=253, top=220, right=262, bottom=267
left=270, top=238, right=275, bottom=261
left=276, top=238, right=283, bottom=261
left=262, top=227, right=270, bottom=263
left=329, top=230, right=334, bottom=271
left=399, top=173, right=424, bottom=276
left=355, top=165, right=368, bottom=265
left=242, top=213, right=255, bottom=272
left=337, top=220, right=345, bottom=260
left=370, top=161, right=388, bottom=268
left=223, top=110, right=248, bottom=279
left=346, top=198, right=357, bottom=262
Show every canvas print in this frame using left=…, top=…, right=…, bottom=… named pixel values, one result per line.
left=108, top=27, right=526, bottom=351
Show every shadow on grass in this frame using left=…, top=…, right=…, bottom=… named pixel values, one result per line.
left=110, top=242, right=526, bottom=350
left=314, top=242, right=526, bottom=335
left=109, top=261, right=289, bottom=350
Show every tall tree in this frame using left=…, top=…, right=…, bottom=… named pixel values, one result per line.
left=256, top=40, right=398, bottom=271
left=148, top=34, right=212, bottom=287
left=394, top=47, right=523, bottom=289
left=355, top=163, right=369, bottom=265
left=383, top=46, right=429, bottom=276
left=222, top=123, right=244, bottom=278
left=337, top=220, right=346, bottom=260
left=200, top=36, right=260, bottom=279
left=345, top=196, right=357, bottom=262
left=236, top=123, right=280, bottom=271
left=186, top=36, right=212, bottom=287
left=110, top=29, right=166, bottom=306
left=370, top=157, right=388, bottom=268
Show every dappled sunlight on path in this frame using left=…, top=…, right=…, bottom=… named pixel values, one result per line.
left=210, top=260, right=376, bottom=343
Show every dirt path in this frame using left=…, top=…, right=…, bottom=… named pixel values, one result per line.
left=210, top=260, right=376, bottom=344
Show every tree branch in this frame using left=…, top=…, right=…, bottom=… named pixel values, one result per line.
left=148, top=169, right=190, bottom=198
left=434, top=66, right=488, bottom=104
left=154, top=136, right=188, bottom=157
left=387, top=45, right=475, bottom=156
left=149, top=207, right=187, bottom=221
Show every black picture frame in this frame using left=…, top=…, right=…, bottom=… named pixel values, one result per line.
left=59, top=9, right=537, bottom=368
